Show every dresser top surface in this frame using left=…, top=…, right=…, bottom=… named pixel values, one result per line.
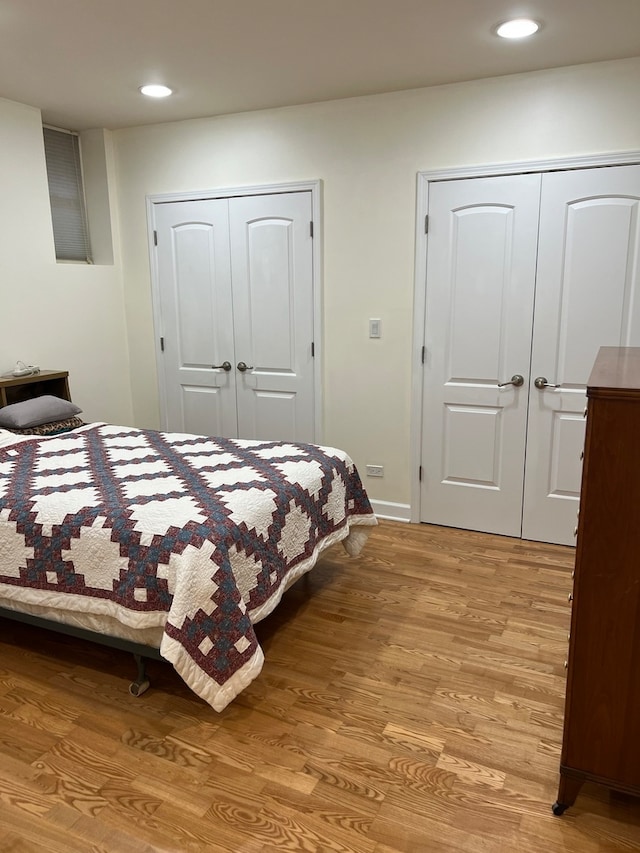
left=588, top=347, right=640, bottom=394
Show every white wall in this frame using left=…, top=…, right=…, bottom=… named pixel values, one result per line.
left=112, top=58, right=640, bottom=509
left=0, top=98, right=132, bottom=425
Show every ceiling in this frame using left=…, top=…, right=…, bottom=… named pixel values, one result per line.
left=1, top=0, right=639, bottom=131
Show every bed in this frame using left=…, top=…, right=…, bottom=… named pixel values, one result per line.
left=0, top=421, right=376, bottom=711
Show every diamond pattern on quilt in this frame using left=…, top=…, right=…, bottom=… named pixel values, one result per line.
left=164, top=540, right=220, bottom=618
left=32, top=487, right=100, bottom=530
left=61, top=516, right=129, bottom=591
left=201, top=466, right=265, bottom=490
left=235, top=636, right=251, bottom=654
left=128, top=496, right=207, bottom=534
left=32, top=470, right=92, bottom=490
left=113, top=459, right=171, bottom=479
left=0, top=472, right=12, bottom=499
left=182, top=451, right=239, bottom=470
left=199, top=636, right=214, bottom=656
left=168, top=437, right=223, bottom=455
left=36, top=434, right=83, bottom=453
left=275, top=458, right=324, bottom=497
left=255, top=443, right=307, bottom=460
left=35, top=450, right=88, bottom=472
left=102, top=433, right=153, bottom=448
left=227, top=541, right=263, bottom=603
left=0, top=508, right=34, bottom=578
left=122, top=475, right=185, bottom=500
left=218, top=487, right=278, bottom=539
left=277, top=500, right=312, bottom=562
left=323, top=473, right=348, bottom=524
left=105, top=446, right=159, bottom=463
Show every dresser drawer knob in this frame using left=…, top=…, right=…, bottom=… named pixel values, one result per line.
left=568, top=593, right=573, bottom=602
left=564, top=660, right=568, bottom=669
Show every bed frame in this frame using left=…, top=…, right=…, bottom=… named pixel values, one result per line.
left=0, top=605, right=163, bottom=697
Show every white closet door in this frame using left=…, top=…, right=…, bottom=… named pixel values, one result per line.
left=522, top=165, right=640, bottom=544
left=229, top=192, right=315, bottom=442
left=419, top=174, right=541, bottom=536
left=155, top=199, right=238, bottom=437
left=153, top=191, right=316, bottom=443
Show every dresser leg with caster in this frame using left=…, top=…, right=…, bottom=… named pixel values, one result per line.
left=552, top=771, right=585, bottom=816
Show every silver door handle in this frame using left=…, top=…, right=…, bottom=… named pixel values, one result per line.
left=237, top=361, right=254, bottom=372
left=497, top=374, right=524, bottom=388
left=212, top=361, right=232, bottom=371
left=534, top=376, right=561, bottom=389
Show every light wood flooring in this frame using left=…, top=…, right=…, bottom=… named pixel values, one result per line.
left=1, top=520, right=639, bottom=852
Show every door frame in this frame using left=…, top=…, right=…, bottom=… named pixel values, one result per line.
left=410, top=150, right=640, bottom=524
left=146, top=180, right=323, bottom=441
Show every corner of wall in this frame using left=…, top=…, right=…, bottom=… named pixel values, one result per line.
left=80, top=128, right=115, bottom=265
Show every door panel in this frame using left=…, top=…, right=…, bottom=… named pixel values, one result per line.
left=230, top=192, right=314, bottom=442
left=174, top=224, right=222, bottom=366
left=420, top=174, right=541, bottom=536
left=155, top=199, right=238, bottom=437
left=447, top=205, right=520, bottom=381
left=523, top=165, right=640, bottom=544
left=182, top=385, right=227, bottom=438
left=243, top=219, right=297, bottom=369
left=548, top=412, right=585, bottom=496
left=251, top=390, right=297, bottom=441
left=443, top=404, right=502, bottom=487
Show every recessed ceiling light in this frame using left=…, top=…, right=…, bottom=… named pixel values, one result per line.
left=495, top=18, right=540, bottom=39
left=139, top=84, right=173, bottom=98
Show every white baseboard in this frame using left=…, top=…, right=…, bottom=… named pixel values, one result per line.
left=370, top=500, right=412, bottom=523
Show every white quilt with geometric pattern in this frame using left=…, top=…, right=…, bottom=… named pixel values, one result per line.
left=0, top=424, right=377, bottom=711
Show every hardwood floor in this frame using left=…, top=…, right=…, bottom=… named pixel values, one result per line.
left=1, top=520, right=639, bottom=852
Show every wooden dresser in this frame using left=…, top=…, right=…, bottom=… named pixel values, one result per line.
left=554, top=346, right=640, bottom=815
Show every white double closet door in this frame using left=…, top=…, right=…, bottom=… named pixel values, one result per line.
left=153, top=191, right=315, bottom=442
left=420, top=164, right=640, bottom=545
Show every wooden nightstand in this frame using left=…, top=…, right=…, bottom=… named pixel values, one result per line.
left=0, top=370, right=71, bottom=409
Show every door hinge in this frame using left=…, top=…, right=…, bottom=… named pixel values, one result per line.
left=310, top=220, right=314, bottom=238
left=424, top=215, right=429, bottom=234
left=419, top=465, right=423, bottom=481
left=160, top=336, right=164, bottom=352
left=153, top=230, right=158, bottom=246
left=311, top=341, right=315, bottom=357
left=421, top=345, right=426, bottom=364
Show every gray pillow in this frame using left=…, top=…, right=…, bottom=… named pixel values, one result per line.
left=0, top=395, right=82, bottom=429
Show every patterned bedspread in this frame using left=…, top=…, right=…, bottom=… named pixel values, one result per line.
left=0, top=424, right=376, bottom=710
